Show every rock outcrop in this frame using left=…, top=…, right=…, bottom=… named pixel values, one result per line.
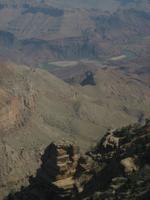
left=6, top=119, right=150, bottom=200
left=38, top=141, right=80, bottom=198
left=79, top=119, right=150, bottom=199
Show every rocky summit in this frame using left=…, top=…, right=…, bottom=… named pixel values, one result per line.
left=6, top=119, right=150, bottom=200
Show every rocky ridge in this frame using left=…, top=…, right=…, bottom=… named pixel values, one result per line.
left=6, top=119, right=150, bottom=200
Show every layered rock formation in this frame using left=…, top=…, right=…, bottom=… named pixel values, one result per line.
left=38, top=141, right=80, bottom=198
left=5, top=141, right=80, bottom=200
left=6, top=119, right=150, bottom=200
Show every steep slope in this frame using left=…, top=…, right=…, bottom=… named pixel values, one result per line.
left=0, top=62, right=150, bottom=199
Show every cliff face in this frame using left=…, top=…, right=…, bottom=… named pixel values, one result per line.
left=6, top=119, right=150, bottom=200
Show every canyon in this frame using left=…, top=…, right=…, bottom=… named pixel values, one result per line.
left=0, top=1, right=149, bottom=199
left=0, top=62, right=150, bottom=199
